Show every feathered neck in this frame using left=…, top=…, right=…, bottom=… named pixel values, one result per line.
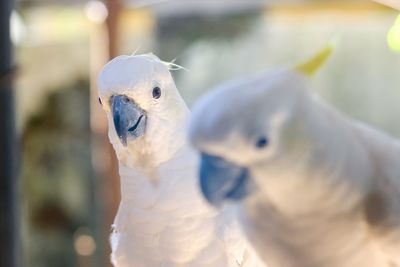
left=118, top=142, right=197, bottom=202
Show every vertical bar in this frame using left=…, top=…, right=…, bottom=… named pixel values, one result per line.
left=102, top=0, right=122, bottom=264
left=88, top=17, right=115, bottom=267
left=0, top=0, right=18, bottom=266
left=89, top=0, right=122, bottom=266
left=106, top=0, right=122, bottom=58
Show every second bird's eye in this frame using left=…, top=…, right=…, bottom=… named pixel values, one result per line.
left=152, top=87, right=161, bottom=99
left=98, top=97, right=102, bottom=106
left=255, top=136, right=269, bottom=149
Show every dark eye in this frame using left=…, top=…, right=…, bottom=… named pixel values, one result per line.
left=152, top=87, right=161, bottom=99
left=98, top=97, right=102, bottom=106
left=255, top=136, right=269, bottom=149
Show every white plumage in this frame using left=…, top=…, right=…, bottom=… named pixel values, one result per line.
left=188, top=69, right=400, bottom=267
left=97, top=54, right=264, bottom=267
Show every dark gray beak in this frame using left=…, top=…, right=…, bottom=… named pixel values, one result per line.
left=111, top=95, right=146, bottom=146
left=199, top=153, right=252, bottom=207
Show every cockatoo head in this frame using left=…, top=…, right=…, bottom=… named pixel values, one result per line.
left=189, top=70, right=314, bottom=207
left=98, top=54, right=189, bottom=168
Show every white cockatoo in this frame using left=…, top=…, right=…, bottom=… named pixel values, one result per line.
left=97, top=54, right=264, bottom=267
left=188, top=55, right=400, bottom=267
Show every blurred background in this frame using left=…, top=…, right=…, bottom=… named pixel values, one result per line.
left=1, top=0, right=399, bottom=266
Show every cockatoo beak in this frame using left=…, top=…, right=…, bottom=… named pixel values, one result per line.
left=199, top=153, right=252, bottom=207
left=112, top=95, right=147, bottom=146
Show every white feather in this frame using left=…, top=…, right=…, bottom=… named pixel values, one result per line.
left=98, top=54, right=265, bottom=267
left=189, top=69, right=400, bottom=267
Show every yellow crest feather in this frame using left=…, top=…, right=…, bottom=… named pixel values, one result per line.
left=294, top=39, right=337, bottom=76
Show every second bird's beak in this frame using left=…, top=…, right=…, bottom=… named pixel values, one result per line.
left=199, top=153, right=252, bottom=207
left=112, top=95, right=147, bottom=146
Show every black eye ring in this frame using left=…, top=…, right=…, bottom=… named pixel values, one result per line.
left=98, top=97, right=102, bottom=106
left=255, top=136, right=269, bottom=149
left=152, top=87, right=161, bottom=99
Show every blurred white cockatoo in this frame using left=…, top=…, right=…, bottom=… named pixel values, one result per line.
left=97, top=54, right=264, bottom=267
left=188, top=49, right=400, bottom=267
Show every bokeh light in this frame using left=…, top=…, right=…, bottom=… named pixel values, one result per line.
left=11, top=11, right=26, bottom=45
left=85, top=1, right=108, bottom=24
left=74, top=233, right=96, bottom=256
left=387, top=14, right=400, bottom=52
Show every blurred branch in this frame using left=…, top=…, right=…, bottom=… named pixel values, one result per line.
left=106, top=0, right=122, bottom=58
left=89, top=0, right=122, bottom=266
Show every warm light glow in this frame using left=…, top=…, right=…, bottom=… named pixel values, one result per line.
left=387, top=14, right=400, bottom=52
left=74, top=234, right=96, bottom=256
left=85, top=1, right=108, bottom=23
